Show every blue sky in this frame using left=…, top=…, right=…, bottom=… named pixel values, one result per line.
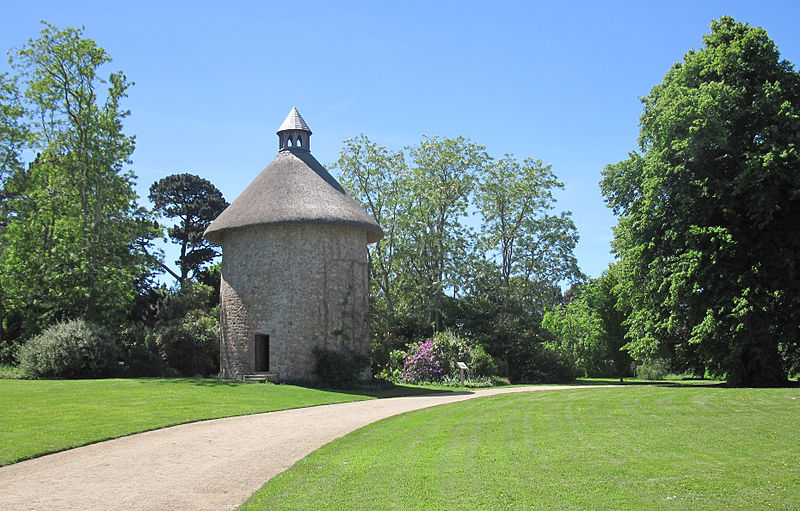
left=3, top=1, right=800, bottom=281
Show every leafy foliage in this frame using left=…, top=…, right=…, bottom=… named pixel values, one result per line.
left=150, top=282, right=219, bottom=376
left=601, top=17, right=800, bottom=386
left=634, top=359, right=669, bottom=380
left=149, top=173, right=228, bottom=287
left=336, top=134, right=581, bottom=383
left=428, top=330, right=497, bottom=378
left=476, top=155, right=579, bottom=289
left=311, top=346, right=370, bottom=388
left=401, top=339, right=444, bottom=383
left=390, top=331, right=498, bottom=383
left=542, top=266, right=632, bottom=379
left=18, top=318, right=120, bottom=379
left=0, top=23, right=157, bottom=342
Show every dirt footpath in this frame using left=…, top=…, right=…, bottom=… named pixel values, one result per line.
left=0, top=385, right=614, bottom=510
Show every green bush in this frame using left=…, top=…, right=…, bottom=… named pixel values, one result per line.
left=634, top=359, right=669, bottom=380
left=467, top=344, right=497, bottom=377
left=430, top=331, right=471, bottom=379
left=150, top=283, right=220, bottom=376
left=17, top=319, right=121, bottom=379
left=388, top=349, right=406, bottom=373
left=312, top=346, right=370, bottom=388
left=0, top=340, right=18, bottom=365
left=0, top=363, right=22, bottom=379
left=439, top=375, right=494, bottom=388
left=515, top=344, right=577, bottom=383
left=490, top=375, right=511, bottom=386
left=154, top=309, right=219, bottom=376
left=118, top=324, right=167, bottom=377
left=376, top=348, right=406, bottom=381
left=429, top=330, right=498, bottom=379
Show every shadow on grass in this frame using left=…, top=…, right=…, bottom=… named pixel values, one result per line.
left=279, top=380, right=474, bottom=399
left=137, top=377, right=473, bottom=397
left=572, top=378, right=727, bottom=388
left=573, top=377, right=800, bottom=389
left=138, top=376, right=798, bottom=393
left=133, top=377, right=251, bottom=388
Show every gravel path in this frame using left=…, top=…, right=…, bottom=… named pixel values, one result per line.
left=0, top=384, right=615, bottom=510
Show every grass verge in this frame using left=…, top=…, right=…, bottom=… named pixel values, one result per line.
left=240, top=386, right=800, bottom=510
left=0, top=377, right=458, bottom=466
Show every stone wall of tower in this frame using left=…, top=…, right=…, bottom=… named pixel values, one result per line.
left=218, top=223, right=370, bottom=381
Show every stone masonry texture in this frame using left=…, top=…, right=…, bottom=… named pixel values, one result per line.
left=219, top=223, right=369, bottom=381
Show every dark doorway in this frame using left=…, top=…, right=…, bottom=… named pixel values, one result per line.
left=255, top=334, right=269, bottom=372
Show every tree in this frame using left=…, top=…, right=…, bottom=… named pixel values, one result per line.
left=336, top=134, right=583, bottom=381
left=543, top=266, right=632, bottom=379
left=0, top=22, right=157, bottom=339
left=401, top=136, right=490, bottom=331
left=149, top=173, right=228, bottom=288
left=476, top=155, right=580, bottom=293
left=542, top=285, right=606, bottom=377
left=150, top=282, right=219, bottom=376
left=0, top=73, right=27, bottom=352
left=601, top=17, right=800, bottom=386
left=588, top=264, right=633, bottom=379
left=335, top=134, right=406, bottom=323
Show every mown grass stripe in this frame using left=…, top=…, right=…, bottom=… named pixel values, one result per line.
left=240, top=386, right=800, bottom=511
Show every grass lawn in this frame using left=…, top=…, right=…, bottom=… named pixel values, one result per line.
left=240, top=386, right=800, bottom=510
left=0, top=377, right=459, bottom=467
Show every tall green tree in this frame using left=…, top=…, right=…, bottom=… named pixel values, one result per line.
left=334, top=134, right=406, bottom=322
left=149, top=173, right=228, bottom=288
left=476, top=155, right=580, bottom=294
left=601, top=17, right=800, bottom=386
left=0, top=73, right=28, bottom=349
left=543, top=265, right=632, bottom=379
left=402, top=136, right=490, bottom=331
left=1, top=22, right=156, bottom=338
left=336, top=134, right=582, bottom=381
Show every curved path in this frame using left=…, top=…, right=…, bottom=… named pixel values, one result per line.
left=0, top=384, right=616, bottom=510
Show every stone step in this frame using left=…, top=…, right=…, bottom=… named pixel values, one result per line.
left=241, top=373, right=278, bottom=383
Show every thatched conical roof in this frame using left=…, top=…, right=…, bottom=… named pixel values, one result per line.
left=204, top=131, right=383, bottom=245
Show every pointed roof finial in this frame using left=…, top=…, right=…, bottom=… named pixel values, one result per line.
left=278, top=107, right=311, bottom=133
left=277, top=107, right=312, bottom=152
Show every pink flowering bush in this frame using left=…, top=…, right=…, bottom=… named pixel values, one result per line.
left=401, top=339, right=443, bottom=382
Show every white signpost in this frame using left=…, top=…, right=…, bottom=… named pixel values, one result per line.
left=457, top=361, right=468, bottom=385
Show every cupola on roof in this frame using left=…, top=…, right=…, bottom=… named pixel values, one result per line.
left=277, top=107, right=311, bottom=152
left=204, top=108, right=383, bottom=245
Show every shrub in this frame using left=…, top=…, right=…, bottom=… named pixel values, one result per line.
left=388, top=349, right=407, bottom=373
left=428, top=330, right=497, bottom=379
left=430, top=331, right=471, bottom=379
left=490, top=375, right=511, bottom=386
left=118, top=323, right=167, bottom=377
left=402, top=339, right=443, bottom=382
left=312, top=346, right=370, bottom=388
left=634, top=359, right=669, bottom=380
left=439, top=375, right=494, bottom=388
left=467, top=344, right=497, bottom=377
left=0, top=340, right=18, bottom=365
left=514, top=343, right=576, bottom=383
left=376, top=348, right=407, bottom=381
left=18, top=319, right=121, bottom=379
left=154, top=308, right=219, bottom=377
left=150, top=283, right=220, bottom=376
left=0, top=363, right=22, bottom=379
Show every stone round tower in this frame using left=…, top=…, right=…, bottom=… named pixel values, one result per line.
left=204, top=108, right=382, bottom=381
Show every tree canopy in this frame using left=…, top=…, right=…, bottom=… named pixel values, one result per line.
left=601, top=17, right=800, bottom=386
left=0, top=23, right=158, bottom=341
left=336, top=134, right=582, bottom=381
left=149, top=173, right=228, bottom=288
